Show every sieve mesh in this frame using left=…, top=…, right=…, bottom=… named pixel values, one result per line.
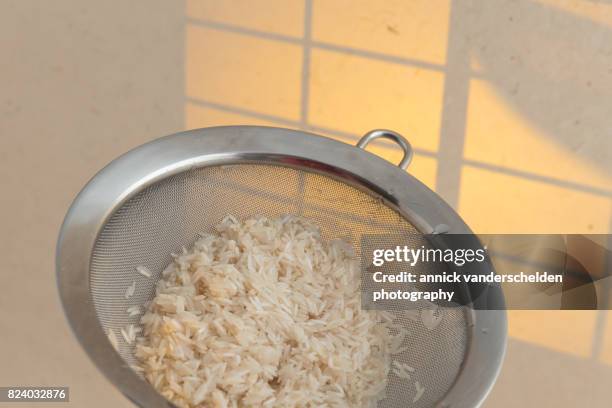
left=90, top=163, right=468, bottom=408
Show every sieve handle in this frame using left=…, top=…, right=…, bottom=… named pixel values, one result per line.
left=356, top=129, right=413, bottom=170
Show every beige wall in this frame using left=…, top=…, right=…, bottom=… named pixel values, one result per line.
left=0, top=1, right=184, bottom=406
left=1, top=0, right=611, bottom=406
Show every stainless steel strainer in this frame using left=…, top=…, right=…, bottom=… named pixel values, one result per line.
left=57, top=126, right=506, bottom=408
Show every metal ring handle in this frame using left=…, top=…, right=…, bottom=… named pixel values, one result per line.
left=356, top=129, right=413, bottom=170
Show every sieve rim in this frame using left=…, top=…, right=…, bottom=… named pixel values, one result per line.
left=56, top=126, right=506, bottom=408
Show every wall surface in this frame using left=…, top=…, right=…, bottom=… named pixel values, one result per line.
left=1, top=0, right=611, bottom=407
left=0, top=1, right=185, bottom=406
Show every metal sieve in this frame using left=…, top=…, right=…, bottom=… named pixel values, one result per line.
left=57, top=126, right=506, bottom=408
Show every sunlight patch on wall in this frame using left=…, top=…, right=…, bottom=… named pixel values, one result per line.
left=186, top=25, right=303, bottom=121
left=187, top=0, right=304, bottom=37
left=309, top=49, right=444, bottom=152
left=183, top=0, right=612, bottom=362
left=458, top=165, right=610, bottom=234
left=312, top=0, right=450, bottom=65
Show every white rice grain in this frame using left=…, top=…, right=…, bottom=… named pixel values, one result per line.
left=120, top=328, right=131, bottom=344
left=413, top=381, right=425, bottom=403
left=392, top=367, right=411, bottom=380
left=121, top=324, right=137, bottom=345
left=421, top=308, right=443, bottom=330
left=135, top=215, right=399, bottom=408
left=136, top=265, right=152, bottom=278
left=126, top=306, right=141, bottom=317
left=125, top=281, right=136, bottom=299
left=107, top=329, right=119, bottom=351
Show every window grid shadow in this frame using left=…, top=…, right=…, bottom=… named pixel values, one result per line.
left=185, top=1, right=612, bottom=362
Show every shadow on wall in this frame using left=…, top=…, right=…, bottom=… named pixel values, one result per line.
left=439, top=0, right=612, bottom=235
left=183, top=0, right=612, bottom=231
left=462, top=0, right=612, bottom=177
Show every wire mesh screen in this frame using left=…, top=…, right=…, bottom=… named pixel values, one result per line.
left=90, top=163, right=468, bottom=407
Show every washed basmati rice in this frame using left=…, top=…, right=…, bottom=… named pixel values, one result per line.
left=392, top=360, right=415, bottom=380
left=107, top=329, right=119, bottom=351
left=121, top=324, right=138, bottom=345
left=421, top=308, right=443, bottom=330
left=127, top=305, right=141, bottom=317
left=392, top=367, right=411, bottom=380
left=413, top=381, right=425, bottom=403
left=125, top=281, right=136, bottom=299
left=136, top=265, right=153, bottom=278
left=134, top=215, right=399, bottom=408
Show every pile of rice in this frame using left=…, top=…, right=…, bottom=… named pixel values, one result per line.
left=134, top=215, right=397, bottom=407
